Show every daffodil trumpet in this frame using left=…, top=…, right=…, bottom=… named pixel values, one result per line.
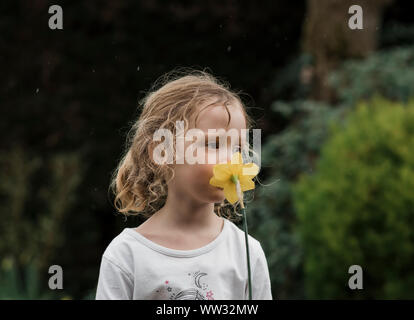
left=209, top=152, right=259, bottom=300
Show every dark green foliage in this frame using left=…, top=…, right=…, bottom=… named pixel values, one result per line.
left=329, top=45, right=414, bottom=106
left=248, top=100, right=346, bottom=299
left=293, top=97, right=414, bottom=299
left=0, top=146, right=84, bottom=299
left=248, top=45, right=414, bottom=299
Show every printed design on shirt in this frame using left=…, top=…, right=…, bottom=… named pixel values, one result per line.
left=159, top=270, right=215, bottom=300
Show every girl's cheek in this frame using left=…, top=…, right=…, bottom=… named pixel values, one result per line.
left=205, top=149, right=229, bottom=165
left=204, top=148, right=218, bottom=165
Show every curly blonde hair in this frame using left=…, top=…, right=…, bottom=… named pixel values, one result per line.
left=108, top=68, right=254, bottom=222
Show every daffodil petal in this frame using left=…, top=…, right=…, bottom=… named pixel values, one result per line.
left=223, top=182, right=239, bottom=204
left=241, top=163, right=259, bottom=178
left=231, top=152, right=243, bottom=165
left=209, top=177, right=226, bottom=188
left=213, top=164, right=232, bottom=181
left=232, top=163, right=244, bottom=176
left=239, top=176, right=255, bottom=191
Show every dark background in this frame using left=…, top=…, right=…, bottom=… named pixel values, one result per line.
left=1, top=0, right=414, bottom=299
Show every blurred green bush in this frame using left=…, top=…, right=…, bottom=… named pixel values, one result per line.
left=248, top=45, right=414, bottom=299
left=293, top=96, right=414, bottom=299
left=0, top=259, right=53, bottom=299
left=0, top=146, right=84, bottom=299
left=247, top=100, right=346, bottom=299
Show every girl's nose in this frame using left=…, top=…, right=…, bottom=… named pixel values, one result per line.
left=226, top=149, right=233, bottom=163
left=217, top=147, right=233, bottom=164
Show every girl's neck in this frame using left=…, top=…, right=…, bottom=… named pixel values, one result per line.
left=152, top=191, right=220, bottom=232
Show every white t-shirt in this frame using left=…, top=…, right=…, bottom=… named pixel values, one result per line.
left=95, top=217, right=273, bottom=300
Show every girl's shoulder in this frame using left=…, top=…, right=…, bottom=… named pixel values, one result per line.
left=225, top=219, right=267, bottom=262
left=226, top=218, right=261, bottom=246
left=100, top=228, right=141, bottom=273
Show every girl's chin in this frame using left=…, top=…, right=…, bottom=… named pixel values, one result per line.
left=210, top=186, right=224, bottom=193
left=206, top=186, right=225, bottom=201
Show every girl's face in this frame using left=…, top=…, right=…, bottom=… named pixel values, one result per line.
left=168, top=99, right=247, bottom=204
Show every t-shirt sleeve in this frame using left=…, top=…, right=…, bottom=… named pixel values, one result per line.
left=248, top=242, right=273, bottom=300
left=95, top=256, right=134, bottom=300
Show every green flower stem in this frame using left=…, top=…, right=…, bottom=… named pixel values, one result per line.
left=232, top=177, right=252, bottom=300
left=242, top=206, right=253, bottom=300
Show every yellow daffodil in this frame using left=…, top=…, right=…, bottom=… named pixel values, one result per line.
left=209, top=151, right=258, bottom=299
left=209, top=152, right=259, bottom=204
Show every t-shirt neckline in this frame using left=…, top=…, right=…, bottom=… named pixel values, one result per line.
left=123, top=217, right=229, bottom=258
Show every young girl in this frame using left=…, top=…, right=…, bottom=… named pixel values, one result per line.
left=95, top=70, right=272, bottom=300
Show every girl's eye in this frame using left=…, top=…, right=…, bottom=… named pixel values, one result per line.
left=232, top=145, right=241, bottom=153
left=207, top=142, right=219, bottom=149
left=206, top=143, right=241, bottom=152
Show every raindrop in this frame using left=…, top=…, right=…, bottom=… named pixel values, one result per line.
left=92, top=69, right=95, bottom=73
left=137, top=66, right=140, bottom=71
left=227, top=45, right=232, bottom=52
left=35, top=88, right=39, bottom=93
